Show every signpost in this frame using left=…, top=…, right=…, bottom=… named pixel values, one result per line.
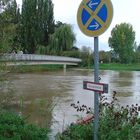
left=77, top=0, right=113, bottom=140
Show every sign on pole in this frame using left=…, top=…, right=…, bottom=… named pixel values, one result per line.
left=83, top=81, right=108, bottom=93
left=77, top=0, right=113, bottom=140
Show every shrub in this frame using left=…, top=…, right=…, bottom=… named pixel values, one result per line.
left=56, top=123, right=93, bottom=140
left=56, top=92, right=140, bottom=140
left=0, top=110, right=49, bottom=140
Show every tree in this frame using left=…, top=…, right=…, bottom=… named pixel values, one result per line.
left=99, top=51, right=110, bottom=63
left=45, top=0, right=54, bottom=43
left=133, top=44, right=140, bottom=63
left=136, top=44, right=140, bottom=52
left=48, top=24, right=76, bottom=55
left=36, top=0, right=54, bottom=45
left=80, top=46, right=93, bottom=67
left=21, top=0, right=38, bottom=53
left=108, top=23, right=135, bottom=63
left=0, top=0, right=20, bottom=53
left=21, top=0, right=54, bottom=53
left=55, top=21, right=65, bottom=28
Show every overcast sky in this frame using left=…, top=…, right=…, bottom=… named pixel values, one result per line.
left=17, top=0, right=140, bottom=51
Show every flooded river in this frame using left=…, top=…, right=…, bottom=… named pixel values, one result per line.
left=5, top=69, right=140, bottom=138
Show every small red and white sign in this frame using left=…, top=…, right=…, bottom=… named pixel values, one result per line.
left=83, top=81, right=108, bottom=93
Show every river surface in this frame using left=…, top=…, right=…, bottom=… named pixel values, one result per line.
left=5, top=69, right=140, bottom=138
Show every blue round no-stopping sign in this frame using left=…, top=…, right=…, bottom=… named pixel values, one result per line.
left=77, top=0, right=113, bottom=37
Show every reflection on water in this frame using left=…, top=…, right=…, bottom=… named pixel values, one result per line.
left=108, top=71, right=133, bottom=97
left=2, top=70, right=140, bottom=138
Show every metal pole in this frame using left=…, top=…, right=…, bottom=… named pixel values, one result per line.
left=94, top=37, right=99, bottom=140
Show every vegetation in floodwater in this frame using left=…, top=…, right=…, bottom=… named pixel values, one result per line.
left=56, top=91, right=140, bottom=140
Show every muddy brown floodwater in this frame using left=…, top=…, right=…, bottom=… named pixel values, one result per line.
left=5, top=69, right=140, bottom=138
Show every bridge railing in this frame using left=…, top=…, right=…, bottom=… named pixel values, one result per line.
left=1, top=54, right=81, bottom=63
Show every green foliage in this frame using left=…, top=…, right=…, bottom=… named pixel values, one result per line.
left=133, top=52, right=140, bottom=63
left=1, top=0, right=77, bottom=55
left=21, top=0, right=54, bottom=53
left=0, top=110, right=49, bottom=140
left=134, top=44, right=140, bottom=63
left=21, top=0, right=39, bottom=53
left=79, top=46, right=93, bottom=68
left=56, top=123, right=93, bottom=140
left=48, top=24, right=75, bottom=55
left=56, top=93, right=140, bottom=140
left=108, top=23, right=135, bottom=63
left=99, top=94, right=140, bottom=140
left=0, top=0, right=20, bottom=53
left=36, top=45, right=47, bottom=54
left=99, top=51, right=110, bottom=63
left=99, top=63, right=140, bottom=71
left=137, top=44, right=140, bottom=52
left=61, top=51, right=80, bottom=58
left=8, top=65, right=63, bottom=73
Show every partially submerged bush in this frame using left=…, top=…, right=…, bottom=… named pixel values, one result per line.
left=56, top=123, right=93, bottom=140
left=99, top=91, right=140, bottom=140
left=56, top=91, right=140, bottom=140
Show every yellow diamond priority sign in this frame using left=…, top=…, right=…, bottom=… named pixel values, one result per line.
left=77, top=0, right=113, bottom=37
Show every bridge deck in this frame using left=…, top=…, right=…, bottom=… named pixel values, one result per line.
left=0, top=54, right=81, bottom=66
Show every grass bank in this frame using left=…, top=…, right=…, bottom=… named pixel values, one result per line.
left=4, top=63, right=140, bottom=73
left=97, top=63, right=140, bottom=71
left=7, top=64, right=64, bottom=73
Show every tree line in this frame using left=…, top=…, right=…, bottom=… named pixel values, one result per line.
left=0, top=0, right=75, bottom=55
left=0, top=0, right=140, bottom=64
left=109, top=23, right=140, bottom=64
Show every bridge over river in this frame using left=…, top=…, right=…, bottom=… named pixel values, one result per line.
left=0, top=54, right=81, bottom=70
